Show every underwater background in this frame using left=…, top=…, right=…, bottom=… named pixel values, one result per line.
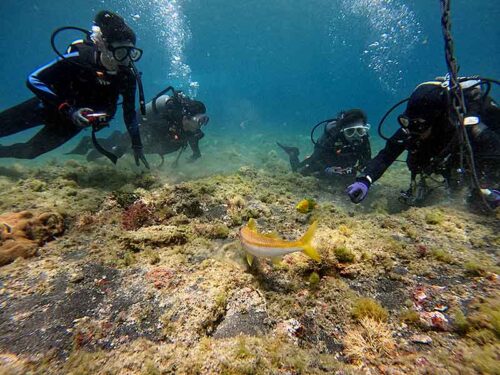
left=0, top=0, right=499, bottom=163
left=0, top=1, right=499, bottom=374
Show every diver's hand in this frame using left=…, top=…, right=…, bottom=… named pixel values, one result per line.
left=70, top=108, right=94, bottom=128
left=325, top=166, right=354, bottom=176
left=132, top=146, right=150, bottom=169
left=187, top=154, right=201, bottom=163
left=346, top=180, right=370, bottom=204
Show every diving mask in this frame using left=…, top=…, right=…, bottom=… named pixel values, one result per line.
left=398, top=115, right=430, bottom=134
left=342, top=123, right=370, bottom=139
left=108, top=45, right=143, bottom=62
left=183, top=114, right=210, bottom=132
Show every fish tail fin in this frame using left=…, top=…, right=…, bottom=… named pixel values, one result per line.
left=300, top=221, right=320, bottom=262
left=246, top=253, right=254, bottom=266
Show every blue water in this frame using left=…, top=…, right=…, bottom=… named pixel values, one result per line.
left=0, top=0, right=499, bottom=159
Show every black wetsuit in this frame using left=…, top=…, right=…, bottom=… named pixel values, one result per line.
left=0, top=42, right=142, bottom=159
left=141, top=115, right=204, bottom=161
left=68, top=110, right=204, bottom=163
left=290, top=121, right=371, bottom=177
left=360, top=98, right=500, bottom=190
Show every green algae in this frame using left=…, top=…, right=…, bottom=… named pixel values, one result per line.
left=425, top=209, right=445, bottom=225
left=308, top=271, right=320, bottom=287
left=334, top=246, right=355, bottom=263
left=399, top=309, right=421, bottom=326
left=430, top=248, right=454, bottom=263
left=352, top=298, right=389, bottom=322
left=451, top=308, right=470, bottom=335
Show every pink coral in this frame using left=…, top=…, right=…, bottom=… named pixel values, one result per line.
left=122, top=201, right=154, bottom=231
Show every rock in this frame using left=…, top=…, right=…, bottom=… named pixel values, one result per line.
left=393, top=266, right=408, bottom=275
left=419, top=311, right=449, bottom=331
left=0, top=211, right=65, bottom=266
left=212, top=288, right=269, bottom=339
left=276, top=318, right=303, bottom=345
left=411, top=334, right=433, bottom=344
left=69, top=271, right=84, bottom=283
left=120, top=225, right=189, bottom=251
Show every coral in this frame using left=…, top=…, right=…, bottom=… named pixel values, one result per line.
left=122, top=201, right=154, bottom=231
left=0, top=211, right=65, bottom=266
left=352, top=298, right=389, bottom=322
left=343, top=318, right=396, bottom=364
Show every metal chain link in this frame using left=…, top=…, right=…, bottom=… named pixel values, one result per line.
left=440, top=0, right=492, bottom=211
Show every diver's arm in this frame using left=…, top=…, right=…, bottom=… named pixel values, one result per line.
left=120, top=72, right=142, bottom=148
left=357, top=139, right=372, bottom=171
left=188, top=130, right=204, bottom=160
left=359, top=129, right=406, bottom=184
left=26, top=52, right=80, bottom=108
left=481, top=97, right=500, bottom=129
left=470, top=122, right=500, bottom=160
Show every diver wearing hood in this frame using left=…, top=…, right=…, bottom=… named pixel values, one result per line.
left=346, top=80, right=500, bottom=208
left=277, top=109, right=372, bottom=179
left=67, top=88, right=209, bottom=167
left=0, top=10, right=149, bottom=168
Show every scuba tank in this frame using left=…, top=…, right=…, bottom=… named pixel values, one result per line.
left=378, top=76, right=500, bottom=141
left=142, top=95, right=172, bottom=124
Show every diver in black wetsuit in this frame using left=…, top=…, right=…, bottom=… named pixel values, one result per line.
left=67, top=88, right=209, bottom=167
left=346, top=79, right=500, bottom=208
left=0, top=10, right=149, bottom=168
left=277, top=109, right=371, bottom=179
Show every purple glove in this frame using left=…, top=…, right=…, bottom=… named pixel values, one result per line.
left=346, top=181, right=369, bottom=203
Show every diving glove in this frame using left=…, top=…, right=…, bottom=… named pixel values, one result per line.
left=346, top=178, right=370, bottom=204
left=71, top=108, right=94, bottom=128
left=59, top=103, right=95, bottom=128
left=132, top=145, right=150, bottom=169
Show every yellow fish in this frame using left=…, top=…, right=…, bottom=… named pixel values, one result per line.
left=239, top=218, right=320, bottom=265
left=296, top=198, right=317, bottom=214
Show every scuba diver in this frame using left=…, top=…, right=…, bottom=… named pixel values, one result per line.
left=0, top=10, right=149, bottom=168
left=346, top=78, right=500, bottom=209
left=277, top=109, right=372, bottom=179
left=67, top=87, right=209, bottom=167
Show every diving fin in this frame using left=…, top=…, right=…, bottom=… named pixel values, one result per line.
left=66, top=136, right=92, bottom=155
left=276, top=142, right=299, bottom=157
